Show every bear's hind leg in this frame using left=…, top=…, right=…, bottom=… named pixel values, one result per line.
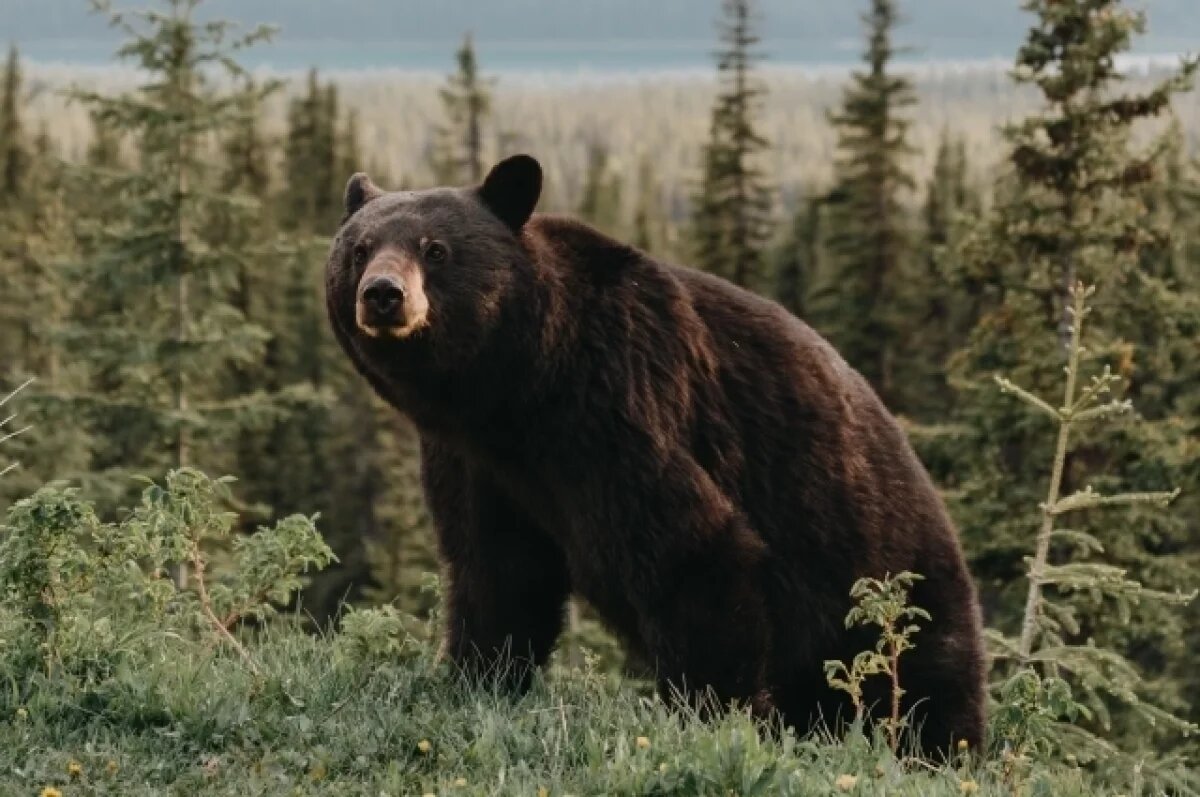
left=899, top=629, right=986, bottom=758
left=609, top=451, right=775, bottom=718
left=641, top=542, right=775, bottom=719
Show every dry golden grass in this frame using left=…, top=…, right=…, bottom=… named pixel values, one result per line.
left=23, top=61, right=1200, bottom=223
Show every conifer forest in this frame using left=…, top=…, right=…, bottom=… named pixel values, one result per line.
left=0, top=1, right=1198, bottom=794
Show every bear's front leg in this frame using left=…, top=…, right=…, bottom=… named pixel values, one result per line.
left=609, top=450, right=775, bottom=719
left=422, top=440, right=570, bottom=691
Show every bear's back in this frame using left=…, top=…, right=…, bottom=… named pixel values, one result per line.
left=529, top=215, right=952, bottom=557
left=670, top=264, right=944, bottom=538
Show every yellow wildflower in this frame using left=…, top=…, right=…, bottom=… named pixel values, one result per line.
left=957, top=738, right=969, bottom=752
left=67, top=759, right=84, bottom=779
left=40, top=789, right=63, bottom=797
left=537, top=788, right=550, bottom=797
left=417, top=739, right=433, bottom=754
left=834, top=773, right=859, bottom=791
left=635, top=736, right=651, bottom=749
left=960, top=779, right=980, bottom=794
left=106, top=759, right=119, bottom=776
left=16, top=707, right=28, bottom=720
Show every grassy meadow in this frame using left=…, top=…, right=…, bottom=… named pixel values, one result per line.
left=4, top=620, right=1093, bottom=797
left=3, top=0, right=1200, bottom=795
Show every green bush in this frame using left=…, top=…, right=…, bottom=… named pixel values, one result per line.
left=0, top=468, right=333, bottom=686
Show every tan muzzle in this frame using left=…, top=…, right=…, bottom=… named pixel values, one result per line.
left=355, top=247, right=430, bottom=338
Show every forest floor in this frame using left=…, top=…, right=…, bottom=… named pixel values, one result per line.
left=0, top=622, right=1105, bottom=797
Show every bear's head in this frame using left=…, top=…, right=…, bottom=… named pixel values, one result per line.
left=325, top=154, right=543, bottom=380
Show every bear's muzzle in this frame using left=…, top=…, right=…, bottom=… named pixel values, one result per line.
left=356, top=248, right=430, bottom=338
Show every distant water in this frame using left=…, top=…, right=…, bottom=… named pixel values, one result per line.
left=16, top=35, right=1196, bottom=77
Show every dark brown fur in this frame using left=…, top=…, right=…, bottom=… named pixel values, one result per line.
left=326, top=156, right=986, bottom=755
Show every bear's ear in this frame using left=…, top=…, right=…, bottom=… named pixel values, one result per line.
left=478, top=154, right=542, bottom=232
left=343, top=173, right=382, bottom=221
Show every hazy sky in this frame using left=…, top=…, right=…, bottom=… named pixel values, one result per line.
left=3, top=0, right=1195, bottom=71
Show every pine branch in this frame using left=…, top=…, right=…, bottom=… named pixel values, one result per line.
left=1067, top=366, right=1123, bottom=415
left=1051, top=486, right=1180, bottom=515
left=994, top=376, right=1060, bottom=420
left=0, top=377, right=33, bottom=477
left=0, top=424, right=31, bottom=446
left=0, top=376, right=34, bottom=410
left=1046, top=528, right=1104, bottom=556
left=1068, top=400, right=1131, bottom=423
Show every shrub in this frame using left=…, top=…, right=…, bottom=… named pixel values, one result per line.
left=824, top=571, right=929, bottom=754
left=0, top=468, right=333, bottom=686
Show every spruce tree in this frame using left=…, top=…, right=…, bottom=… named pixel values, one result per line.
left=896, top=133, right=979, bottom=416
left=0, top=45, right=26, bottom=203
left=4, top=135, right=74, bottom=390
left=576, top=141, right=622, bottom=235
left=923, top=134, right=973, bottom=248
left=772, top=192, right=823, bottom=319
left=939, top=0, right=1199, bottom=758
left=338, top=108, right=364, bottom=189
left=220, top=80, right=273, bottom=200
left=631, top=156, right=666, bottom=255
left=0, top=45, right=28, bottom=370
left=282, top=69, right=341, bottom=233
left=689, top=0, right=772, bottom=290
left=85, top=112, right=123, bottom=169
left=63, top=0, right=284, bottom=512
left=220, top=78, right=314, bottom=524
left=433, top=34, right=491, bottom=185
left=815, top=0, right=916, bottom=405
left=0, top=62, right=87, bottom=507
left=1132, top=123, right=1200, bottom=735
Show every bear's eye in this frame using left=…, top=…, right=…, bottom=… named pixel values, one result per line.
left=423, top=241, right=449, bottom=264
left=352, top=244, right=369, bottom=268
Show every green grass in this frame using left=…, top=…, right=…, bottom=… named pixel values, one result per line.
left=1, top=623, right=1100, bottom=797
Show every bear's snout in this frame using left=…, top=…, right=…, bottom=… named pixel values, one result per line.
left=361, top=276, right=405, bottom=325
left=354, top=248, right=430, bottom=339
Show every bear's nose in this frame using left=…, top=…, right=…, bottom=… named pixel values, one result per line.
left=361, top=276, right=405, bottom=321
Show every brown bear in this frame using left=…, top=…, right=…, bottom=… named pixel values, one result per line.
left=325, top=154, right=986, bottom=755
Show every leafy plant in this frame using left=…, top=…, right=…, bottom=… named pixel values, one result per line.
left=0, top=468, right=333, bottom=681
left=824, top=571, right=930, bottom=753
left=131, top=469, right=336, bottom=670
left=988, top=668, right=1081, bottom=788
left=337, top=604, right=420, bottom=662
